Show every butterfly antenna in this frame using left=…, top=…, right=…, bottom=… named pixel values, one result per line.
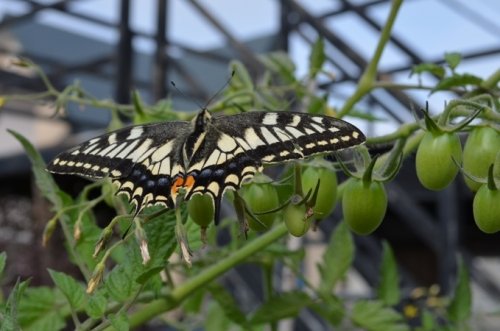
left=203, top=70, right=235, bottom=109
left=170, top=80, right=205, bottom=110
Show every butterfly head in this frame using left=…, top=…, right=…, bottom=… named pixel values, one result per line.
left=192, top=108, right=212, bottom=132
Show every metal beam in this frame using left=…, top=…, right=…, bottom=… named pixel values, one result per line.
left=115, top=0, right=133, bottom=103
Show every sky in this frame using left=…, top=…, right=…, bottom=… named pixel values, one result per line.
left=0, top=0, right=499, bottom=135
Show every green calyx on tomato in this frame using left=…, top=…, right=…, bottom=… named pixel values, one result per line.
left=187, top=193, right=214, bottom=228
left=463, top=126, right=500, bottom=191
left=301, top=165, right=338, bottom=221
left=473, top=164, right=500, bottom=234
left=284, top=202, right=313, bottom=237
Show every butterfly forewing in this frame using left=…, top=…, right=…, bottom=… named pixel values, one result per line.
left=47, top=121, right=191, bottom=211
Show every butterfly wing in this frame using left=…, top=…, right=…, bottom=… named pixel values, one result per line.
left=47, top=121, right=191, bottom=211
left=182, top=111, right=365, bottom=221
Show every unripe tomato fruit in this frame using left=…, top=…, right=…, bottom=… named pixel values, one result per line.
left=284, top=204, right=310, bottom=237
left=416, top=132, right=462, bottom=191
left=342, top=178, right=387, bottom=235
left=301, top=166, right=337, bottom=220
left=463, top=127, right=500, bottom=191
left=187, top=193, right=214, bottom=228
left=473, top=185, right=500, bottom=234
left=242, top=183, right=280, bottom=232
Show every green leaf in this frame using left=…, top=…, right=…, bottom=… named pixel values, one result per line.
left=433, top=73, right=483, bottom=92
left=421, top=309, right=437, bottom=331
left=8, top=130, right=61, bottom=207
left=351, top=300, right=410, bottom=331
left=448, top=258, right=471, bottom=323
left=135, top=266, right=164, bottom=285
left=109, top=312, right=129, bottom=331
left=230, top=60, right=254, bottom=90
left=48, top=269, right=86, bottom=310
left=410, top=63, right=445, bottom=79
left=249, top=291, right=312, bottom=325
left=444, top=52, right=462, bottom=71
left=205, top=301, right=232, bottom=331
left=310, top=294, right=344, bottom=326
left=18, top=287, right=67, bottom=331
left=143, top=207, right=178, bottom=267
left=181, top=286, right=206, bottom=314
left=85, top=290, right=108, bottom=319
left=309, top=38, right=325, bottom=78
left=209, top=284, right=247, bottom=326
left=377, top=241, right=400, bottom=306
left=259, top=52, right=296, bottom=84
left=307, top=94, right=327, bottom=115
left=105, top=263, right=141, bottom=302
left=318, top=221, right=354, bottom=294
left=1, top=279, right=29, bottom=331
left=0, top=251, right=6, bottom=280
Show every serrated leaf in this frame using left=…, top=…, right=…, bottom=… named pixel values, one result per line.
left=448, top=258, right=471, bottom=323
left=142, top=207, right=178, bottom=267
left=309, top=38, right=325, bottom=78
left=85, top=290, right=107, bottom=319
left=351, top=300, right=410, bottom=331
left=377, top=241, right=400, bottom=306
left=135, top=266, right=164, bottom=285
left=8, top=130, right=61, bottom=207
left=433, top=73, right=483, bottom=92
left=0, top=252, right=6, bottom=280
left=105, top=263, right=141, bottom=302
left=318, top=221, right=354, bottom=294
left=209, top=284, right=247, bottom=326
left=444, top=52, right=462, bottom=71
left=1, top=279, right=29, bottom=331
left=18, top=287, right=67, bottom=331
left=310, top=294, right=344, bottom=326
left=410, top=63, right=445, bottom=79
left=249, top=291, right=312, bottom=325
left=109, top=312, right=129, bottom=331
left=48, top=269, right=86, bottom=310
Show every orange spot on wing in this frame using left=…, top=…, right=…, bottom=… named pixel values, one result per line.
left=171, top=177, right=185, bottom=194
left=184, top=175, right=195, bottom=189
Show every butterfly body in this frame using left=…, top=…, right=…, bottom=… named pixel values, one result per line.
left=47, top=109, right=365, bottom=222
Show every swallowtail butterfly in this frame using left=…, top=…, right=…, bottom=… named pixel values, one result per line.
left=47, top=109, right=365, bottom=222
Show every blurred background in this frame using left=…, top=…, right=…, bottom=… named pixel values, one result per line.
left=0, top=0, right=499, bottom=329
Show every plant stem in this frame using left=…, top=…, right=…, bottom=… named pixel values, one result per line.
left=337, top=0, right=403, bottom=117
left=102, top=223, right=289, bottom=330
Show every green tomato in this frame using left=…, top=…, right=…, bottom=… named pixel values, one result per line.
left=463, top=127, right=500, bottom=191
left=416, top=132, right=462, bottom=191
left=473, top=185, right=500, bottom=234
left=284, top=204, right=310, bottom=237
left=301, top=166, right=338, bottom=220
left=342, top=178, right=387, bottom=235
left=242, top=183, right=280, bottom=232
left=187, top=193, right=214, bottom=228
